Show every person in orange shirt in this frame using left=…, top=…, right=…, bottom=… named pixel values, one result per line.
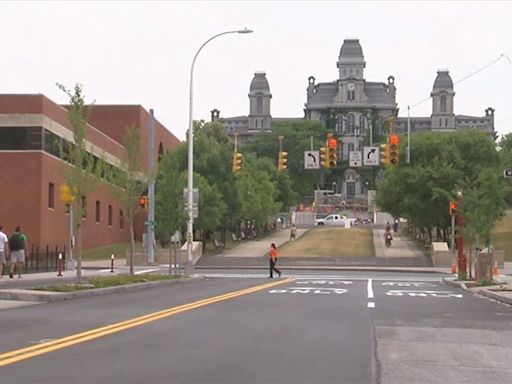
left=269, top=243, right=281, bottom=278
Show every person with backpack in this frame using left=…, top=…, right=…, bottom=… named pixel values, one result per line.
left=0, top=225, right=8, bottom=278
left=8, top=226, right=26, bottom=279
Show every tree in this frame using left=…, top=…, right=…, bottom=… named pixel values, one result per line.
left=377, top=131, right=502, bottom=244
left=57, top=83, right=105, bottom=281
left=108, top=124, right=149, bottom=275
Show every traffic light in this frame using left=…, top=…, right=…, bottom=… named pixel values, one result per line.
left=139, top=195, right=148, bottom=210
left=389, top=134, right=400, bottom=166
left=59, top=183, right=75, bottom=204
left=380, top=143, right=390, bottom=166
left=232, top=152, right=243, bottom=173
left=320, top=146, right=330, bottom=168
left=278, top=151, right=288, bottom=171
left=328, top=138, right=337, bottom=168
left=449, top=201, right=458, bottom=216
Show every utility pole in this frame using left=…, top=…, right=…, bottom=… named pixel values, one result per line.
left=406, top=105, right=411, bottom=163
left=147, top=109, right=156, bottom=264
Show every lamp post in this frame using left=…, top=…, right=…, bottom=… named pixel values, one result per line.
left=185, top=28, right=253, bottom=275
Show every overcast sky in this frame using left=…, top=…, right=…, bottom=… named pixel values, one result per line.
left=2, top=1, right=512, bottom=141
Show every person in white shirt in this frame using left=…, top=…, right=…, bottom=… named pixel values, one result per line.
left=0, top=225, right=8, bottom=278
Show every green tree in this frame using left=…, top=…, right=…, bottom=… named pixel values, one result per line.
left=377, top=130, right=501, bottom=244
left=57, top=83, right=105, bottom=281
left=108, top=124, right=149, bottom=275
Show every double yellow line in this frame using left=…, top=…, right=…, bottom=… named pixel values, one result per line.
left=0, top=277, right=294, bottom=367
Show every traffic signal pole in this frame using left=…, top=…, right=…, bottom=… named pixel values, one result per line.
left=456, top=192, right=467, bottom=280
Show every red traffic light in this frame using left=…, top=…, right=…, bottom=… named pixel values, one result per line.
left=139, top=195, right=148, bottom=209
left=449, top=201, right=457, bottom=215
left=389, top=134, right=400, bottom=146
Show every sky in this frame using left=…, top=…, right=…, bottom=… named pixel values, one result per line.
left=2, top=1, right=512, bottom=141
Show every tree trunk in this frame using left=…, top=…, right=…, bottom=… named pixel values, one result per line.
left=76, top=223, right=82, bottom=282
left=129, top=221, right=135, bottom=275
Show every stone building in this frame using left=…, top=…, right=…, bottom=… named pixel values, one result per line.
left=213, top=38, right=495, bottom=200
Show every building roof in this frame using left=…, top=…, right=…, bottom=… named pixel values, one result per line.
left=339, top=39, right=364, bottom=58
left=249, top=72, right=270, bottom=92
left=433, top=70, right=454, bottom=91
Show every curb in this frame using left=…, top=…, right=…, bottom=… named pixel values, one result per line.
left=0, top=276, right=203, bottom=303
left=442, top=277, right=468, bottom=290
left=443, top=277, right=512, bottom=306
left=478, top=289, right=512, bottom=305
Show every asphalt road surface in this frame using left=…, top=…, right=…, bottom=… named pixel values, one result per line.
left=1, top=271, right=511, bottom=384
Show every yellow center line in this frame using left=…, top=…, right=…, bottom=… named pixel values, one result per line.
left=0, top=277, right=294, bottom=367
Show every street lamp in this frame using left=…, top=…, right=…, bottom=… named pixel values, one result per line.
left=186, top=28, right=253, bottom=275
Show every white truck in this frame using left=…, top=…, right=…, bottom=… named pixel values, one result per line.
left=315, top=214, right=356, bottom=227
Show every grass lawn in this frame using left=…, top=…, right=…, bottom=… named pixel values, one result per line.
left=82, top=242, right=132, bottom=261
left=279, top=228, right=374, bottom=258
left=34, top=274, right=177, bottom=292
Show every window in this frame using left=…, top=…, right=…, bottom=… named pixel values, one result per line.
left=439, top=118, right=442, bottom=127
left=440, top=95, right=447, bottom=113
left=81, top=196, right=87, bottom=218
left=347, top=114, right=355, bottom=134
left=347, top=90, right=355, bottom=101
left=256, top=96, right=263, bottom=114
left=108, top=205, right=113, bottom=227
left=0, top=126, right=43, bottom=150
left=445, top=118, right=448, bottom=127
left=120, top=209, right=124, bottom=230
left=359, top=115, right=365, bottom=134
left=95, top=200, right=100, bottom=223
left=158, top=142, right=164, bottom=163
left=348, top=142, right=355, bottom=152
left=48, top=183, right=55, bottom=209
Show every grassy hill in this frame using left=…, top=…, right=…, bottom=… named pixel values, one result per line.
left=279, top=228, right=374, bottom=258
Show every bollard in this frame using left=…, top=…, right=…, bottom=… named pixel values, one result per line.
left=57, top=253, right=63, bottom=277
left=110, top=253, right=115, bottom=273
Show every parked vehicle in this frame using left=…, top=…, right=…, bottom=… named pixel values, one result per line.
left=315, top=214, right=356, bottom=227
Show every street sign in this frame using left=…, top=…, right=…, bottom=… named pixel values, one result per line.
left=504, top=169, right=512, bottom=178
left=304, top=150, right=320, bottom=169
left=349, top=151, right=362, bottom=167
left=363, top=146, right=379, bottom=166
left=183, top=188, right=199, bottom=218
left=144, top=220, right=157, bottom=227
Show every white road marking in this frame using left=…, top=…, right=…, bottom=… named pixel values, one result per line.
left=134, top=269, right=162, bottom=275
left=367, top=302, right=375, bottom=308
left=367, top=279, right=374, bottom=299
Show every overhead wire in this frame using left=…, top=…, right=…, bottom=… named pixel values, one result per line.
left=402, top=50, right=511, bottom=114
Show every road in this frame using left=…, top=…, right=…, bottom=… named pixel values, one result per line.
left=1, top=270, right=512, bottom=384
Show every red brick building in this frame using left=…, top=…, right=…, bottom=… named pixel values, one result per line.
left=0, top=94, right=180, bottom=251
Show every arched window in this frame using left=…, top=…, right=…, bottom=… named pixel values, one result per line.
left=440, top=95, right=447, bottom=113
left=256, top=96, right=263, bottom=114
left=359, top=115, right=365, bottom=134
left=347, top=114, right=355, bottom=134
left=348, top=142, right=355, bottom=153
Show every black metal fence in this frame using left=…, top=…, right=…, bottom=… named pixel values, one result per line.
left=24, top=244, right=67, bottom=274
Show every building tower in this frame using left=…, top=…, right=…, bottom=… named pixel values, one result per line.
left=431, top=69, right=455, bottom=129
left=248, top=71, right=272, bottom=132
left=337, top=39, right=365, bottom=81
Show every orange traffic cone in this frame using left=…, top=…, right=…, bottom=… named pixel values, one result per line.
left=451, top=260, right=457, bottom=274
left=492, top=261, right=500, bottom=277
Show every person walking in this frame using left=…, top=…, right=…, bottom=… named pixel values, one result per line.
left=8, top=226, right=26, bottom=279
left=290, top=224, right=297, bottom=241
left=269, top=243, right=281, bottom=278
left=0, top=225, right=8, bottom=278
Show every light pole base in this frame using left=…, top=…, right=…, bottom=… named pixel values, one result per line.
left=66, top=259, right=76, bottom=271
left=184, top=260, right=195, bottom=276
